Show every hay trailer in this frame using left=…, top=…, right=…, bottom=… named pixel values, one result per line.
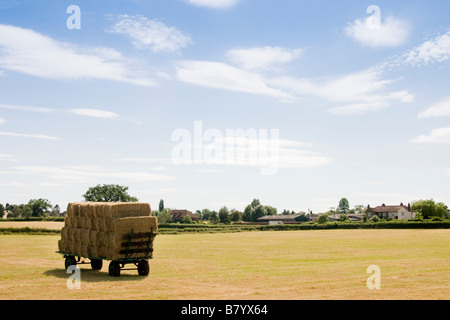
left=58, top=228, right=156, bottom=277
left=57, top=202, right=157, bottom=277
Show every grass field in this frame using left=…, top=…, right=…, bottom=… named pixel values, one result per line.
left=0, top=229, right=448, bottom=300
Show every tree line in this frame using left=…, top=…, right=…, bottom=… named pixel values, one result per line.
left=1, top=184, right=448, bottom=222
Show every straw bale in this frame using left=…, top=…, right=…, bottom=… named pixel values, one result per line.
left=58, top=239, right=66, bottom=252
left=60, top=202, right=156, bottom=259
left=79, top=229, right=90, bottom=244
left=88, top=245, right=98, bottom=259
left=61, top=226, right=69, bottom=240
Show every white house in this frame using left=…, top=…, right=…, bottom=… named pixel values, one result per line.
left=366, top=203, right=416, bottom=221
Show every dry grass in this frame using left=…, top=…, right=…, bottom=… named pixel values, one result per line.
left=0, top=229, right=448, bottom=300
left=0, top=221, right=64, bottom=230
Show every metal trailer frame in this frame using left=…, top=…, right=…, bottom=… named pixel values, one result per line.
left=57, top=228, right=156, bottom=277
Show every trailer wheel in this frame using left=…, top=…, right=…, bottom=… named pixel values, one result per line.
left=91, top=259, right=103, bottom=271
left=137, top=260, right=149, bottom=276
left=109, top=261, right=121, bottom=277
left=65, top=256, right=77, bottom=271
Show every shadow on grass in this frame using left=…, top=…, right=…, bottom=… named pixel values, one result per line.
left=43, top=266, right=148, bottom=282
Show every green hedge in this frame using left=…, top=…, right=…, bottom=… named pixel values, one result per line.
left=1, top=220, right=448, bottom=235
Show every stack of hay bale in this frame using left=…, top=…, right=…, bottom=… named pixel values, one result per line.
left=58, top=202, right=157, bottom=261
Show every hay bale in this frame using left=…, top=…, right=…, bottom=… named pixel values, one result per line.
left=79, top=229, right=90, bottom=244
left=58, top=239, right=66, bottom=252
left=110, top=216, right=158, bottom=260
left=59, top=202, right=156, bottom=259
left=88, top=245, right=98, bottom=259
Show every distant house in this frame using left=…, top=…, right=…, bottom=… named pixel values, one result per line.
left=257, top=214, right=305, bottom=225
left=170, top=209, right=200, bottom=222
left=366, top=203, right=415, bottom=221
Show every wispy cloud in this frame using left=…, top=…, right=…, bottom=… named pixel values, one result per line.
left=0, top=131, right=62, bottom=140
left=68, top=108, right=119, bottom=119
left=418, top=97, right=450, bottom=118
left=226, top=46, right=302, bottom=71
left=10, top=165, right=176, bottom=183
left=402, top=30, right=450, bottom=66
left=0, top=153, right=18, bottom=161
left=0, top=24, right=156, bottom=86
left=176, top=38, right=414, bottom=113
left=345, top=14, right=410, bottom=48
left=0, top=103, right=120, bottom=119
left=272, top=68, right=413, bottom=115
left=0, top=104, right=54, bottom=113
left=107, top=15, right=192, bottom=53
left=0, top=117, right=4, bottom=124
left=412, top=127, right=450, bottom=144
left=184, top=0, right=239, bottom=9
left=176, top=60, right=293, bottom=100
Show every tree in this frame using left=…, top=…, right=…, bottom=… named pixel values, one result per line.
left=354, top=205, right=366, bottom=214
left=82, top=184, right=138, bottom=202
left=250, top=199, right=261, bottom=208
left=209, top=211, right=219, bottom=224
left=411, top=199, right=448, bottom=219
left=337, top=198, right=350, bottom=214
left=318, top=214, right=329, bottom=224
left=200, top=209, right=212, bottom=221
left=251, top=205, right=267, bottom=222
left=182, top=215, right=193, bottom=224
left=28, top=199, right=52, bottom=217
left=159, top=199, right=164, bottom=212
left=23, top=205, right=33, bottom=218
left=230, top=209, right=242, bottom=222
left=157, top=208, right=172, bottom=224
left=0, top=204, right=4, bottom=218
left=264, top=205, right=277, bottom=216
left=219, top=206, right=230, bottom=224
left=52, top=204, right=61, bottom=216
left=242, top=205, right=253, bottom=222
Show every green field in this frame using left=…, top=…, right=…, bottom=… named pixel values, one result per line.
left=0, top=229, right=449, bottom=300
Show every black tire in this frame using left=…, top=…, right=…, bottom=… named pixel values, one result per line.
left=91, top=259, right=103, bottom=271
left=109, top=261, right=121, bottom=277
left=137, top=260, right=149, bottom=276
left=65, top=256, right=77, bottom=271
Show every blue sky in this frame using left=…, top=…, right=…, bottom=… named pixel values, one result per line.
left=0, top=0, right=449, bottom=213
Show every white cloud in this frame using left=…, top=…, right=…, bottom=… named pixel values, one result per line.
left=0, top=153, right=18, bottom=161
left=0, top=117, right=4, bottom=124
left=271, top=69, right=413, bottom=115
left=418, top=97, right=450, bottom=118
left=199, top=136, right=331, bottom=170
left=403, top=31, right=450, bottom=66
left=0, top=131, right=62, bottom=140
left=176, top=60, right=413, bottom=112
left=0, top=24, right=156, bottom=86
left=412, top=127, right=450, bottom=144
left=328, top=90, right=414, bottom=115
left=176, top=60, right=292, bottom=99
left=69, top=108, right=119, bottom=119
left=184, top=0, right=239, bottom=9
left=108, top=15, right=192, bottom=53
left=0, top=104, right=54, bottom=113
left=226, top=46, right=302, bottom=71
left=345, top=15, right=410, bottom=48
left=0, top=103, right=120, bottom=119
left=11, top=165, right=175, bottom=183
